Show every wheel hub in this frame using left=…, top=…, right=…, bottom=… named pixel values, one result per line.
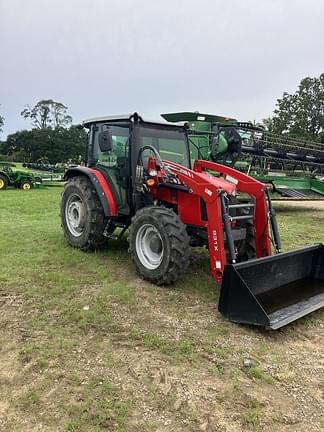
left=149, top=236, right=162, bottom=254
left=135, top=224, right=163, bottom=270
left=66, top=194, right=85, bottom=237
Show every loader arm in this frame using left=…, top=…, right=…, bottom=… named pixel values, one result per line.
left=193, top=159, right=273, bottom=257
left=146, top=158, right=272, bottom=283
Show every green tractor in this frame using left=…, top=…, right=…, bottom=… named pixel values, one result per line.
left=0, top=162, right=40, bottom=190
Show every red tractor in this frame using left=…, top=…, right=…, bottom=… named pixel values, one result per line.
left=61, top=113, right=324, bottom=329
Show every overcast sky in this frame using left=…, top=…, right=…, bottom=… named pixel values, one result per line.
left=0, top=0, right=323, bottom=137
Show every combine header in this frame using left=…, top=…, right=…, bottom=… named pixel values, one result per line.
left=161, top=112, right=324, bottom=199
left=60, top=113, right=324, bottom=329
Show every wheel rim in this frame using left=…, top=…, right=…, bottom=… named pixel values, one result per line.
left=135, top=224, right=164, bottom=270
left=0, top=179, right=4, bottom=189
left=23, top=183, right=31, bottom=190
left=65, top=193, right=85, bottom=237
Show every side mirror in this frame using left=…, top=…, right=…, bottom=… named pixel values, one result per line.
left=98, top=129, right=113, bottom=152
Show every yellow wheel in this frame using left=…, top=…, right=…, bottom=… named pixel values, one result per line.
left=0, top=175, right=8, bottom=190
left=21, top=181, right=32, bottom=190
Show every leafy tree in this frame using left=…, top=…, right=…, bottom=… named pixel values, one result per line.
left=21, top=99, right=72, bottom=129
left=261, top=117, right=274, bottom=132
left=0, top=106, right=4, bottom=133
left=3, top=126, right=87, bottom=163
left=270, top=73, right=324, bottom=141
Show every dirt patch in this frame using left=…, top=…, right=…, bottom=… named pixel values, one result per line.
left=0, top=189, right=323, bottom=431
left=0, top=283, right=323, bottom=432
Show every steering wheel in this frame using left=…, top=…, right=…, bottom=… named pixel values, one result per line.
left=136, top=145, right=177, bottom=187
left=137, top=145, right=164, bottom=169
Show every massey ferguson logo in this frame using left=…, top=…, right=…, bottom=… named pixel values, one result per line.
left=177, top=167, right=193, bottom=178
left=167, top=164, right=193, bottom=178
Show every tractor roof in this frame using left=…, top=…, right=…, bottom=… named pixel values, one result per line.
left=161, top=112, right=238, bottom=125
left=82, top=113, right=185, bottom=129
left=83, top=114, right=132, bottom=127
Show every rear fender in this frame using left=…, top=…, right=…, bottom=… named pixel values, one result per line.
left=64, top=167, right=118, bottom=216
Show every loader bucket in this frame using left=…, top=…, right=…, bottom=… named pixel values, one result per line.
left=218, top=245, right=324, bottom=329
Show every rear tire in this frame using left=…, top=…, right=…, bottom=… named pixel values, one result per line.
left=60, top=176, right=107, bottom=250
left=129, top=206, right=190, bottom=285
left=0, top=175, right=8, bottom=190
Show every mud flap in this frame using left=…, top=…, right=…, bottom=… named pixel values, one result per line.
left=218, top=245, right=324, bottom=329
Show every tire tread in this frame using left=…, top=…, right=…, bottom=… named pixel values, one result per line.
left=60, top=176, right=107, bottom=251
left=129, top=206, right=190, bottom=285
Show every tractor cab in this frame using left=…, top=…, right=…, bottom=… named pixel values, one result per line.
left=82, top=113, right=191, bottom=215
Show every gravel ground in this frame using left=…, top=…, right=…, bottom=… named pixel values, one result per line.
left=274, top=200, right=324, bottom=210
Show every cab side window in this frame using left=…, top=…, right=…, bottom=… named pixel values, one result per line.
left=97, top=125, right=129, bottom=167
left=96, top=125, right=130, bottom=214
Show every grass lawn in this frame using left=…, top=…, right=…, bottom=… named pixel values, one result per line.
left=0, top=188, right=323, bottom=431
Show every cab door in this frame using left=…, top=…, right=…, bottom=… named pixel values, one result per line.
left=94, top=124, right=130, bottom=215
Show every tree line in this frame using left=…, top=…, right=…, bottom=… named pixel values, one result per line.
left=263, top=73, right=324, bottom=142
left=0, top=100, right=87, bottom=164
left=0, top=74, right=323, bottom=163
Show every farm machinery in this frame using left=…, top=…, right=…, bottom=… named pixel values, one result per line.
left=162, top=112, right=324, bottom=199
left=60, top=113, right=324, bottom=329
left=0, top=162, right=40, bottom=190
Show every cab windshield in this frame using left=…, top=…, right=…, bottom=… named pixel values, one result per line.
left=139, top=126, right=190, bottom=168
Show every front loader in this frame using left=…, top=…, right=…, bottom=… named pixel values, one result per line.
left=60, top=113, right=324, bottom=329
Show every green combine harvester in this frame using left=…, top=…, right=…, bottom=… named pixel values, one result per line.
left=161, top=112, right=324, bottom=199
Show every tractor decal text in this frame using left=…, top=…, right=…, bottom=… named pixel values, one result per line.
left=204, top=188, right=213, bottom=197
left=212, top=230, right=218, bottom=252
left=167, top=164, right=194, bottom=178
left=225, top=175, right=238, bottom=185
left=178, top=168, right=193, bottom=178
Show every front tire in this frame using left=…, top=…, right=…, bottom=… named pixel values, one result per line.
left=20, top=181, right=32, bottom=190
left=129, top=206, right=190, bottom=285
left=60, top=176, right=107, bottom=250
